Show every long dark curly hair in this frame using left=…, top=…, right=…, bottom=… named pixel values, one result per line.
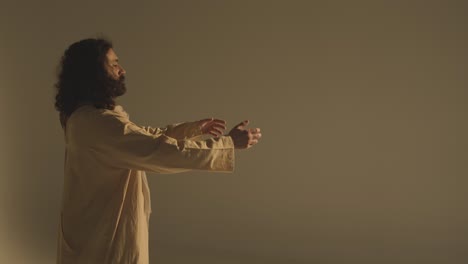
left=54, top=38, right=126, bottom=128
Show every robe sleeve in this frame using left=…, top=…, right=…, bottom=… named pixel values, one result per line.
left=87, top=108, right=235, bottom=174
left=141, top=121, right=203, bottom=140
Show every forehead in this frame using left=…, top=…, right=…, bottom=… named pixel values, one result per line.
left=106, top=48, right=118, bottom=61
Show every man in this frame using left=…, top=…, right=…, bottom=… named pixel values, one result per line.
left=54, top=38, right=261, bottom=264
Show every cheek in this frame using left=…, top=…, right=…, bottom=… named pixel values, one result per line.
left=106, top=67, right=114, bottom=76
left=111, top=69, right=119, bottom=77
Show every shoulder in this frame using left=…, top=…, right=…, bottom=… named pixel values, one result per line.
left=71, top=104, right=129, bottom=122
left=102, top=105, right=130, bottom=120
left=68, top=104, right=132, bottom=135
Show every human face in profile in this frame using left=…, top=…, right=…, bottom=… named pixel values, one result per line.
left=104, top=48, right=127, bottom=97
left=105, top=48, right=126, bottom=81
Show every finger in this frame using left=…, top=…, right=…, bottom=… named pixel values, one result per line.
left=211, top=123, right=227, bottom=131
left=235, top=120, right=249, bottom=129
left=205, top=119, right=226, bottom=127
left=211, top=127, right=225, bottom=136
left=249, top=128, right=260, bottom=133
left=202, top=119, right=226, bottom=132
left=252, top=133, right=262, bottom=139
left=202, top=125, right=225, bottom=135
left=248, top=139, right=259, bottom=146
left=204, top=128, right=223, bottom=137
left=199, top=119, right=213, bottom=129
left=211, top=119, right=227, bottom=125
left=209, top=131, right=220, bottom=137
left=199, top=118, right=214, bottom=124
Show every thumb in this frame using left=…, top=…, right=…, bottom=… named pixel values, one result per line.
left=235, top=120, right=249, bottom=129
left=200, top=117, right=214, bottom=123
left=199, top=117, right=214, bottom=126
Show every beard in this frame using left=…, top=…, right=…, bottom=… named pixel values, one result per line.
left=107, top=75, right=127, bottom=98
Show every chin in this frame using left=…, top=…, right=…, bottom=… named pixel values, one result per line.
left=113, top=77, right=127, bottom=97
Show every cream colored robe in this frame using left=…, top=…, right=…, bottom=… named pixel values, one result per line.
left=56, top=105, right=235, bottom=264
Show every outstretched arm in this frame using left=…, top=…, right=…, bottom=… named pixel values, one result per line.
left=90, top=107, right=261, bottom=174
left=142, top=118, right=227, bottom=140
left=90, top=111, right=234, bottom=174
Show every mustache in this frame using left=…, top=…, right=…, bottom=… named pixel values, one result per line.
left=105, top=73, right=125, bottom=82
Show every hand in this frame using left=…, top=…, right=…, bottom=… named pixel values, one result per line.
left=198, top=118, right=227, bottom=138
left=228, top=120, right=262, bottom=149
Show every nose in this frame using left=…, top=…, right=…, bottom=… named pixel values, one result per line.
left=119, top=65, right=126, bottom=76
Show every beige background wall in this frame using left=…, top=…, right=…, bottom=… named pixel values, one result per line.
left=1, top=1, right=467, bottom=263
